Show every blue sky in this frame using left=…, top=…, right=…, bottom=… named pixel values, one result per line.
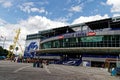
left=0, top=0, right=118, bottom=24
left=0, top=0, right=120, bottom=50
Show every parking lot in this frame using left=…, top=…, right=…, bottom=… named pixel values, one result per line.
left=0, top=60, right=119, bottom=80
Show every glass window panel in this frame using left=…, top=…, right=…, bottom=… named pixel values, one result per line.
left=81, top=36, right=103, bottom=42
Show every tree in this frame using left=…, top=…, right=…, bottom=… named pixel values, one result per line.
left=0, top=46, right=9, bottom=57
left=9, top=45, right=13, bottom=50
left=15, top=47, right=19, bottom=51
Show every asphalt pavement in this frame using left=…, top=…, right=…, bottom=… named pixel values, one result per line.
left=0, top=60, right=119, bottom=80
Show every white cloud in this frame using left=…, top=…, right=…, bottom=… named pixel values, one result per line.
left=2, top=1, right=12, bottom=8
left=0, top=0, right=12, bottom=8
left=19, top=2, right=48, bottom=14
left=106, top=0, right=120, bottom=12
left=31, top=7, right=47, bottom=13
left=55, top=13, right=73, bottom=22
left=0, top=18, right=7, bottom=26
left=0, top=14, right=110, bottom=53
left=0, top=16, right=67, bottom=51
left=19, top=2, right=34, bottom=13
left=19, top=16, right=68, bottom=32
left=0, top=25, right=15, bottom=49
left=55, top=17, right=69, bottom=22
left=37, top=1, right=49, bottom=5
left=100, top=2, right=106, bottom=6
left=23, top=2, right=34, bottom=6
left=72, top=14, right=109, bottom=24
left=69, top=5, right=82, bottom=12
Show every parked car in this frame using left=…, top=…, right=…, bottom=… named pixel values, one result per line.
left=0, top=56, right=6, bottom=60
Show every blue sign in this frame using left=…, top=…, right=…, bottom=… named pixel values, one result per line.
left=24, top=42, right=38, bottom=58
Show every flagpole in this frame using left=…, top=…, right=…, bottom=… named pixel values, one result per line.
left=3, top=37, right=6, bottom=49
left=0, top=35, right=5, bottom=48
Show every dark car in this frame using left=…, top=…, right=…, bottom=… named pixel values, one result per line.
left=0, top=56, right=6, bottom=60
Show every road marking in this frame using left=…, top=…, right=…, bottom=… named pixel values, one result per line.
left=53, top=65, right=74, bottom=74
left=44, top=64, right=51, bottom=74
left=13, top=66, right=31, bottom=73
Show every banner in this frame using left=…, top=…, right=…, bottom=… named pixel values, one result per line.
left=81, top=36, right=103, bottom=42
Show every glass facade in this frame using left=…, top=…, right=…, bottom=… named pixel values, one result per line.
left=41, top=35, right=120, bottom=49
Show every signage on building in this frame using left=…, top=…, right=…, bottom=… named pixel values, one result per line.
left=87, top=32, right=96, bottom=36
left=24, top=39, right=39, bottom=58
left=64, top=31, right=86, bottom=38
left=59, top=35, right=64, bottom=39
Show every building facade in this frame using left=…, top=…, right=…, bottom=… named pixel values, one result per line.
left=24, top=33, right=40, bottom=58
left=24, top=17, right=120, bottom=67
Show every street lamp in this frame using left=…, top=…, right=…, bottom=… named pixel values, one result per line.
left=0, top=35, right=6, bottom=49
left=0, top=36, right=6, bottom=58
left=3, top=37, right=6, bottom=49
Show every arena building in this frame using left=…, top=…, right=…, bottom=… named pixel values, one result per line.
left=24, top=17, right=120, bottom=67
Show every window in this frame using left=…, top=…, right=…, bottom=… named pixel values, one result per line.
left=42, top=42, right=51, bottom=49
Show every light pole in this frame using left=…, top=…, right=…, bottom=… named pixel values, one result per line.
left=0, top=35, right=6, bottom=57
left=0, top=35, right=6, bottom=49
left=3, top=37, right=6, bottom=49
